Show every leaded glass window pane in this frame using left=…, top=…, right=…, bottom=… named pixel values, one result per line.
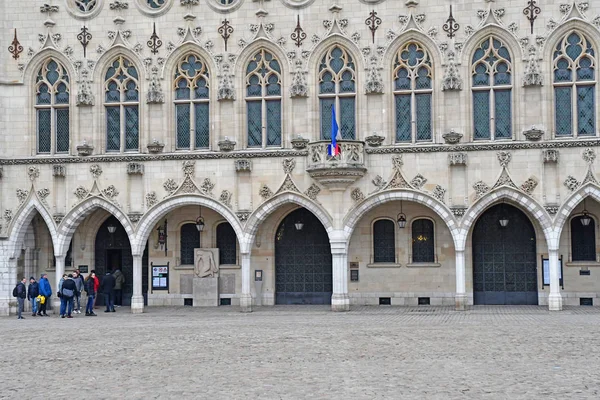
left=217, top=223, right=237, bottom=265
left=147, top=0, right=165, bottom=9
left=124, top=106, right=139, bottom=151
left=180, top=223, right=199, bottom=265
left=416, top=93, right=431, bottom=141
left=247, top=101, right=262, bottom=147
left=176, top=104, right=190, bottom=149
left=340, top=97, right=355, bottom=140
left=553, top=31, right=597, bottom=137
left=412, top=219, right=434, bottom=263
left=494, top=89, right=512, bottom=139
left=320, top=98, right=334, bottom=140
left=195, top=103, right=210, bottom=149
left=395, top=95, right=411, bottom=142
left=106, top=106, right=120, bottom=151
left=55, top=109, right=69, bottom=153
left=373, top=220, right=395, bottom=263
left=75, top=0, right=97, bottom=12
left=555, top=87, right=573, bottom=136
left=577, top=85, right=595, bottom=135
left=571, top=217, right=596, bottom=261
left=266, top=100, right=281, bottom=146
left=473, top=91, right=490, bottom=139
left=37, top=109, right=51, bottom=153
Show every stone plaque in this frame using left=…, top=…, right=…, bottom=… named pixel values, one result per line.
left=180, top=274, right=193, bottom=294
left=219, top=274, right=236, bottom=294
left=193, top=277, right=219, bottom=307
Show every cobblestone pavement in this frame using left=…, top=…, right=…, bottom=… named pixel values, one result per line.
left=1, top=306, right=600, bottom=399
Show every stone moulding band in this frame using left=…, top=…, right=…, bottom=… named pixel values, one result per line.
left=0, top=150, right=308, bottom=165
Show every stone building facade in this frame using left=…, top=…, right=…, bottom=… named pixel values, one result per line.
left=1, top=0, right=600, bottom=315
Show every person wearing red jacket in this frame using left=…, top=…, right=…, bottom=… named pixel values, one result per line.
left=91, top=270, right=100, bottom=309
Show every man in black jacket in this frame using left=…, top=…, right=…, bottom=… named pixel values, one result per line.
left=27, top=277, right=39, bottom=316
left=60, top=275, right=78, bottom=319
left=100, top=271, right=116, bottom=313
left=14, top=278, right=27, bottom=320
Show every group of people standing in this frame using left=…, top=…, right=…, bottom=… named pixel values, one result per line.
left=13, top=268, right=126, bottom=319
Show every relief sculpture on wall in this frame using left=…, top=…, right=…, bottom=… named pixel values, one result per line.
left=194, top=248, right=219, bottom=278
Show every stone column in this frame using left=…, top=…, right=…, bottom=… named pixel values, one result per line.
left=131, top=254, right=144, bottom=313
left=0, top=242, right=15, bottom=315
left=455, top=249, right=467, bottom=311
left=53, top=255, right=65, bottom=313
left=331, top=232, right=349, bottom=312
left=548, top=249, right=563, bottom=311
left=240, top=252, right=252, bottom=313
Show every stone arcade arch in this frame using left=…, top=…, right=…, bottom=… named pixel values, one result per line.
left=554, top=184, right=600, bottom=244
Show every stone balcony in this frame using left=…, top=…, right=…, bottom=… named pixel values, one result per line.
left=305, top=140, right=367, bottom=191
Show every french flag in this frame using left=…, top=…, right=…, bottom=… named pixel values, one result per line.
left=328, top=105, right=341, bottom=157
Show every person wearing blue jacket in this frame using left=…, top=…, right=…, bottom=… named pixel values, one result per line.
left=38, top=273, right=52, bottom=316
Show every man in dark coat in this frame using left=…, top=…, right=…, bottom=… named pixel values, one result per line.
left=100, top=271, right=116, bottom=312
left=60, top=274, right=78, bottom=318
left=14, top=278, right=27, bottom=320
left=27, top=277, right=39, bottom=316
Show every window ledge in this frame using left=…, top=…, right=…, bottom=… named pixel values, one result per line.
left=174, top=265, right=194, bottom=270
left=566, top=261, right=600, bottom=268
left=219, top=264, right=240, bottom=270
left=406, top=262, right=441, bottom=268
left=366, top=263, right=401, bottom=268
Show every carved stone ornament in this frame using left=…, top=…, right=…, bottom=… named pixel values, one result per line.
left=200, top=178, right=215, bottom=196
left=365, top=55, right=384, bottom=94
left=282, top=158, right=296, bottom=175
left=277, top=175, right=301, bottom=194
left=217, top=62, right=235, bottom=101
left=37, top=188, right=50, bottom=202
left=77, top=141, right=94, bottom=156
left=102, top=185, right=119, bottom=200
left=290, top=60, right=308, bottom=98
left=497, top=151, right=512, bottom=168
left=448, top=152, right=467, bottom=166
left=564, top=175, right=580, bottom=192
left=53, top=213, right=64, bottom=224
left=236, top=210, right=251, bottom=222
left=450, top=205, right=467, bottom=217
left=583, top=148, right=596, bottom=164
left=545, top=205, right=559, bottom=215
left=442, top=129, right=463, bottom=144
left=219, top=190, right=232, bottom=208
left=291, top=136, right=309, bottom=150
left=582, top=168, right=599, bottom=186
left=259, top=184, right=274, bottom=201
left=523, top=45, right=543, bottom=86
left=4, top=209, right=13, bottom=223
left=76, top=69, right=95, bottom=106
left=441, top=51, right=463, bottom=91
left=89, top=164, right=103, bottom=179
left=147, top=139, right=165, bottom=154
left=410, top=174, right=427, bottom=189
left=0, top=166, right=3, bottom=179
left=146, top=191, right=158, bottom=208
left=27, top=166, right=40, bottom=181
left=372, top=175, right=387, bottom=191
left=127, top=162, right=144, bottom=175
left=16, top=189, right=29, bottom=205
left=523, top=126, right=544, bottom=141
left=473, top=181, right=490, bottom=199
left=543, top=149, right=559, bottom=163
left=128, top=212, right=142, bottom=223
left=182, top=160, right=195, bottom=177
left=365, top=133, right=385, bottom=147
left=146, top=66, right=165, bottom=104
left=235, top=159, right=252, bottom=172
left=74, top=186, right=89, bottom=200
left=304, top=183, right=321, bottom=200
left=109, top=1, right=129, bottom=10
left=492, top=169, right=518, bottom=190
left=432, top=185, right=446, bottom=204
left=52, top=164, right=66, bottom=177
left=163, top=179, right=179, bottom=195
left=351, top=187, right=365, bottom=203
left=218, top=138, right=236, bottom=152
left=521, top=176, right=539, bottom=195
left=392, top=155, right=403, bottom=170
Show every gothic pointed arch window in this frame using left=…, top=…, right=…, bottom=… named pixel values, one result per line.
left=373, top=219, right=395, bottom=263
left=412, top=219, right=435, bottom=263
left=553, top=32, right=596, bottom=137
left=174, top=54, right=210, bottom=150
left=318, top=46, right=356, bottom=140
left=393, top=42, right=433, bottom=142
left=35, top=59, right=70, bottom=154
left=104, top=56, right=140, bottom=152
left=216, top=222, right=237, bottom=265
left=180, top=223, right=200, bottom=265
left=471, top=37, right=513, bottom=140
left=571, top=216, right=596, bottom=261
left=245, top=49, right=282, bottom=148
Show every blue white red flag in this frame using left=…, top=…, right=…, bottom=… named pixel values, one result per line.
left=328, top=106, right=341, bottom=157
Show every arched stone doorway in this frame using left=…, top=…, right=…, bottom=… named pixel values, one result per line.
left=275, top=208, right=332, bottom=305
left=473, top=204, right=538, bottom=305
left=95, top=216, right=148, bottom=306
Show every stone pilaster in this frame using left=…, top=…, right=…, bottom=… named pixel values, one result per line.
left=131, top=254, right=144, bottom=313
left=455, top=250, right=467, bottom=311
